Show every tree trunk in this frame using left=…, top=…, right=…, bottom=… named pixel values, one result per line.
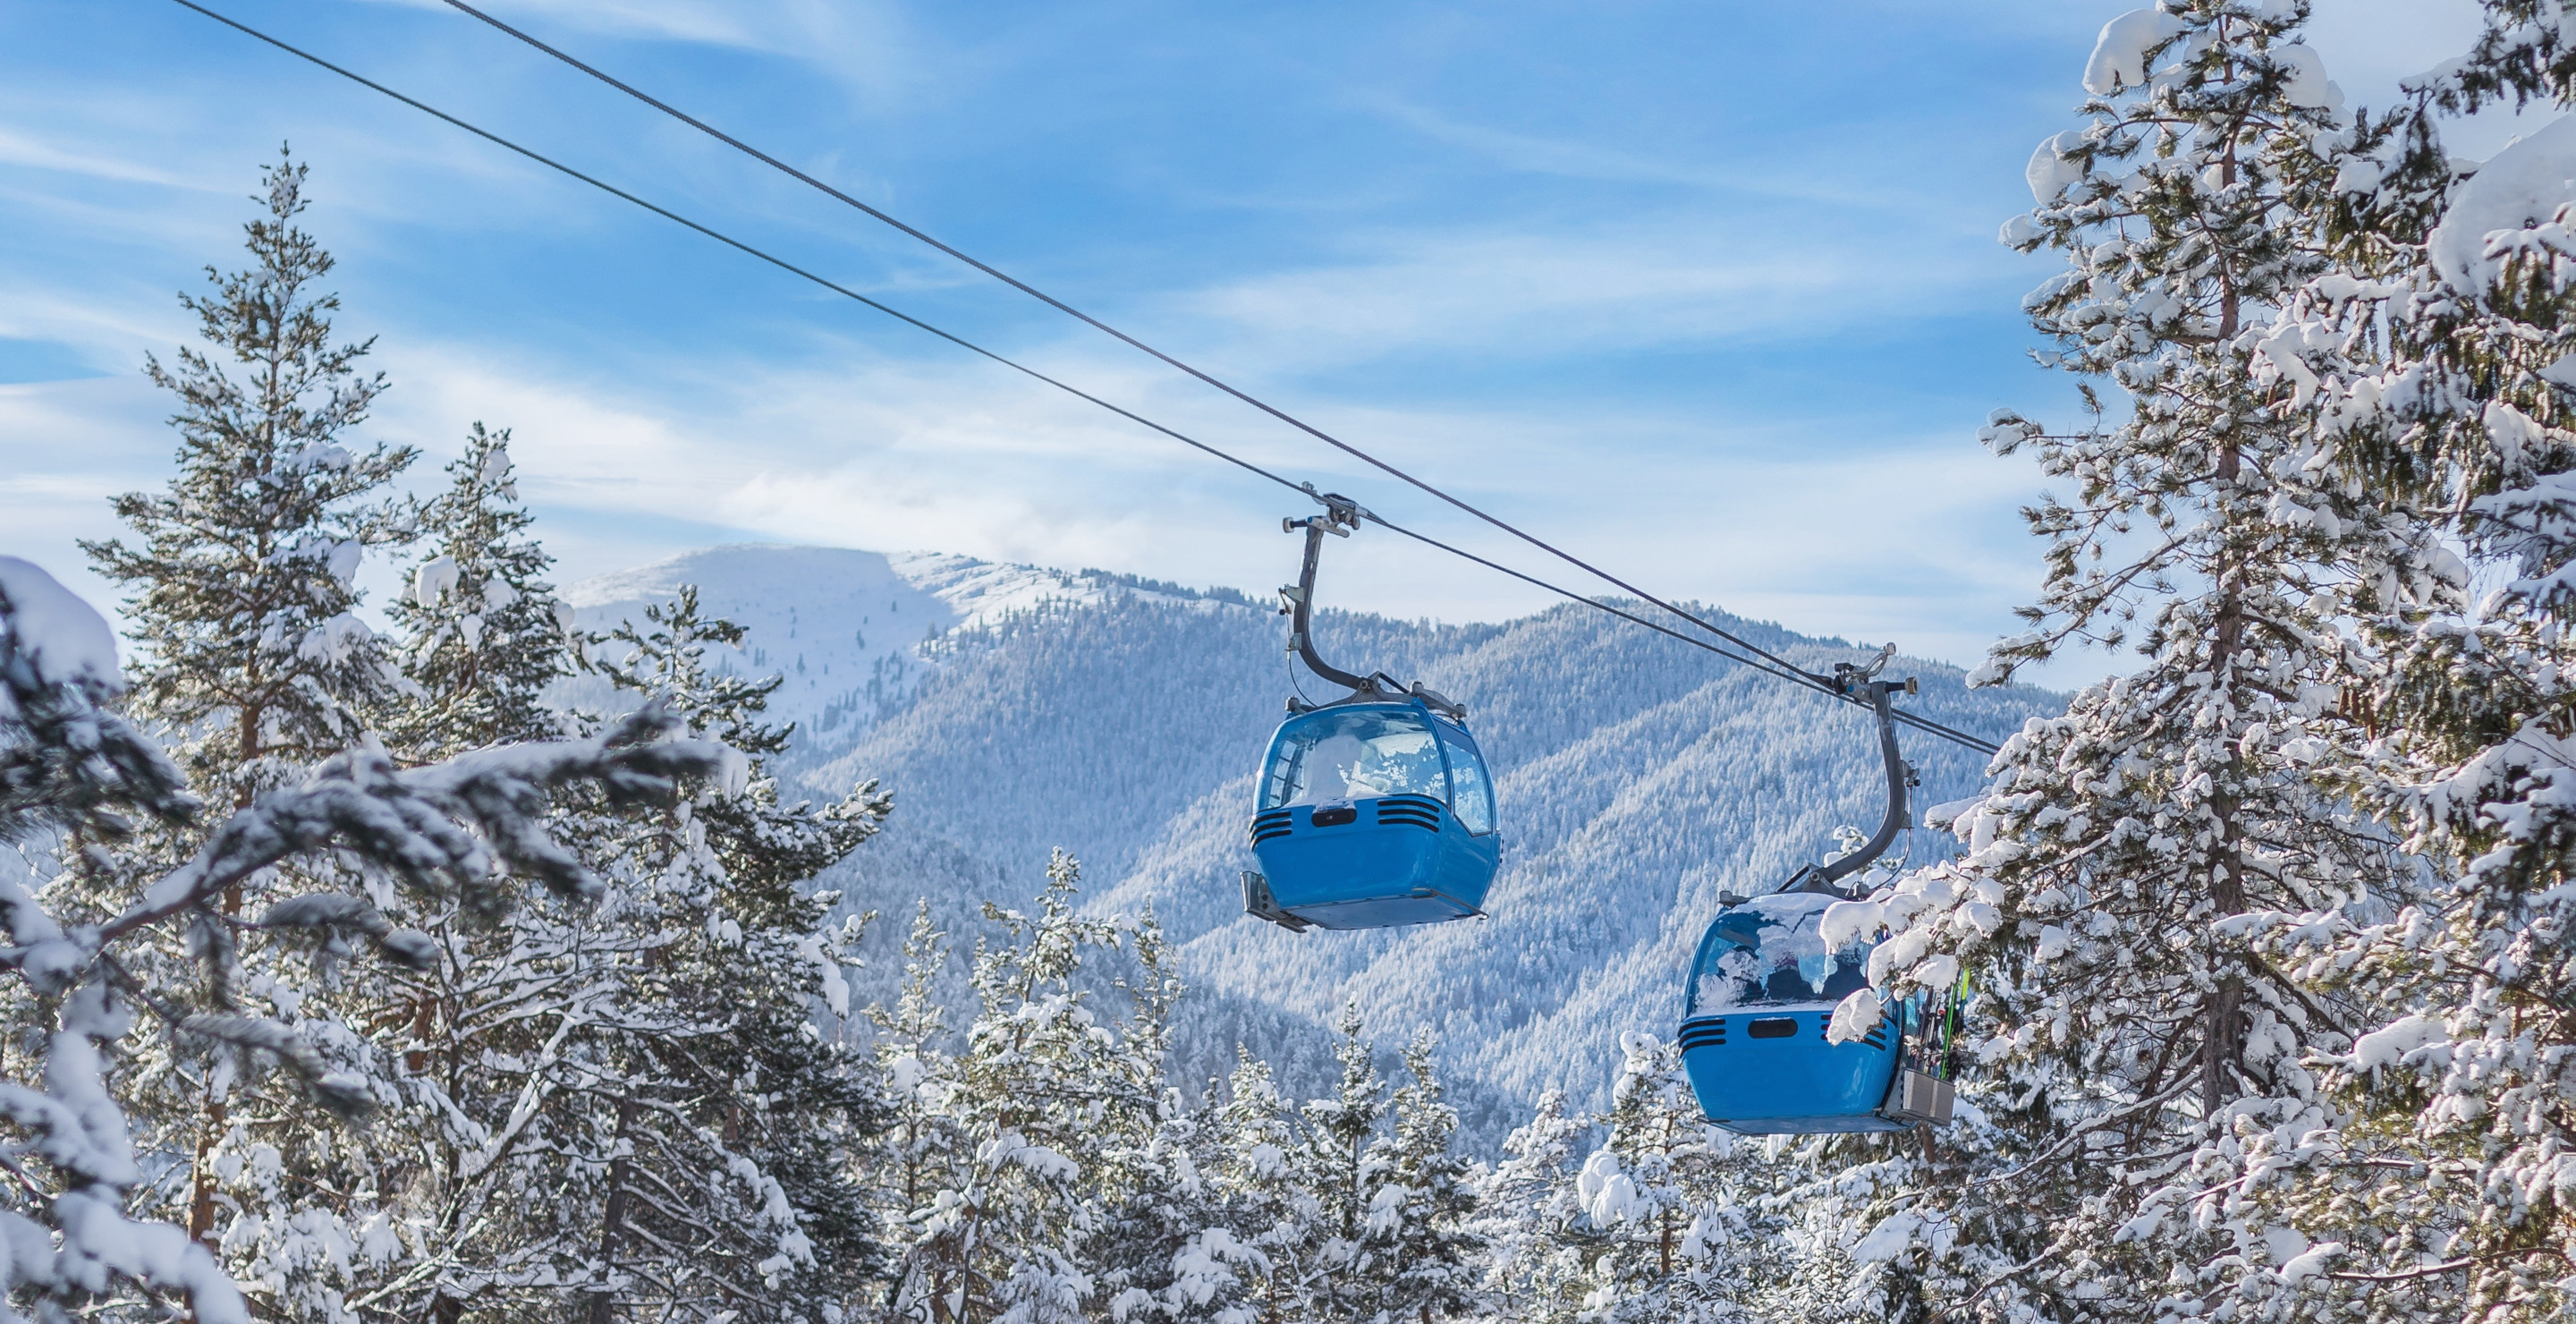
left=588, top=1095, right=640, bottom=1324
left=188, top=700, right=266, bottom=1260
left=2202, top=975, right=2245, bottom=1116
left=186, top=1098, right=227, bottom=1247
left=2203, top=347, right=2250, bottom=1117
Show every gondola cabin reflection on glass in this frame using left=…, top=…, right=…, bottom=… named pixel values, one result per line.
left=1241, top=495, right=1501, bottom=932
left=1675, top=657, right=1963, bottom=1133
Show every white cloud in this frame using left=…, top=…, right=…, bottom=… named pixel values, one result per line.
left=0, top=126, right=199, bottom=190
left=1159, top=216, right=1996, bottom=371
left=1363, top=100, right=1754, bottom=193
left=350, top=0, right=801, bottom=52
left=342, top=0, right=933, bottom=109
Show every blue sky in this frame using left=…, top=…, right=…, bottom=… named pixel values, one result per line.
left=0, top=0, right=2519, bottom=680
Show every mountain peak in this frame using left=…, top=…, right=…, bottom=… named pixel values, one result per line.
left=561, top=543, right=1256, bottom=756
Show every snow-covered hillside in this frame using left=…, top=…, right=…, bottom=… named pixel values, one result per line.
left=564, top=544, right=2058, bottom=1142
left=560, top=546, right=1231, bottom=758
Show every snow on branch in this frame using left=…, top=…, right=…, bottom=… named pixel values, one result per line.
left=0, top=558, right=195, bottom=844
left=111, top=703, right=725, bottom=937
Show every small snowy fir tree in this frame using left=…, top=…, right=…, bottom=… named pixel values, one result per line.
left=1560, top=1035, right=1756, bottom=1324
left=869, top=901, right=970, bottom=1267
left=1357, top=1031, right=1483, bottom=1324
left=1087, top=1082, right=1266, bottom=1324
left=1212, top=1052, right=1326, bottom=1322
left=1080, top=917, right=1274, bottom=1324
left=386, top=422, right=572, bottom=760
left=1470, top=1038, right=1791, bottom=1323
left=1850, top=3, right=2445, bottom=1316
left=886, top=851, right=1164, bottom=1323
left=1470, top=1087, right=1590, bottom=1322
left=1292, top=1003, right=1390, bottom=1320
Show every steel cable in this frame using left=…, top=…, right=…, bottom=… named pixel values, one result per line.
left=156, top=0, right=2003, bottom=758
left=430, top=0, right=1865, bottom=692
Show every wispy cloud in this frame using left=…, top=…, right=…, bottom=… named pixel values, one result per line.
left=0, top=126, right=199, bottom=190
left=349, top=0, right=800, bottom=53
left=1161, top=218, right=1996, bottom=372
left=1361, top=100, right=1749, bottom=193
left=344, top=0, right=934, bottom=107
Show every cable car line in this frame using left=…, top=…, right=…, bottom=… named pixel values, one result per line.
left=158, top=0, right=1319, bottom=492
left=156, top=0, right=2000, bottom=759
left=1366, top=512, right=1997, bottom=753
left=425, top=1, right=2008, bottom=761
left=423, top=0, right=1882, bottom=704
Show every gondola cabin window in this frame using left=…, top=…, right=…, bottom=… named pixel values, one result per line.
left=1437, top=723, right=1495, bottom=834
left=1260, top=708, right=1448, bottom=808
left=1690, top=892, right=1873, bottom=1012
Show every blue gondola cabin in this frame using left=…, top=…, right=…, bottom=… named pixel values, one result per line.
left=1676, top=891, right=1922, bottom=1134
left=1244, top=699, right=1499, bottom=929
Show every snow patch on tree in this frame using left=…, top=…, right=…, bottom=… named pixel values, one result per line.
left=0, top=557, right=121, bottom=696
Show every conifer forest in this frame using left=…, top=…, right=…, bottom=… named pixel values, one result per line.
left=5, top=2, right=2576, bottom=1322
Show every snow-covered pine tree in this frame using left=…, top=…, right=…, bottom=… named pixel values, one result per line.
left=1211, top=1053, right=1326, bottom=1323
left=0, top=555, right=722, bottom=1322
left=84, top=150, right=412, bottom=811
left=2198, top=7, right=2576, bottom=1316
left=386, top=423, right=572, bottom=761
left=870, top=900, right=970, bottom=1266
left=75, top=150, right=427, bottom=1273
left=1470, top=1087, right=1589, bottom=1323
left=1080, top=920, right=1274, bottom=1324
left=1556, top=1034, right=1754, bottom=1324
left=1846, top=3, right=2439, bottom=1315
left=1357, top=1031, right=1483, bottom=1324
left=1292, top=1003, right=1389, bottom=1320
left=541, top=587, right=892, bottom=1323
left=886, top=852, right=1167, bottom=1323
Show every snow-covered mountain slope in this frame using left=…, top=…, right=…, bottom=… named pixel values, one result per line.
left=559, top=545, right=1234, bottom=759
left=563, top=544, right=2059, bottom=1142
